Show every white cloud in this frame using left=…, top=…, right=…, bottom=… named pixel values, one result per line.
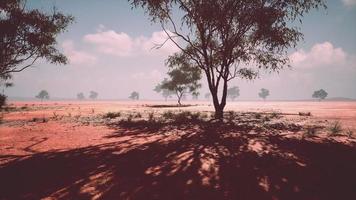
left=83, top=27, right=179, bottom=57
left=289, top=42, right=347, bottom=68
left=84, top=30, right=134, bottom=57
left=342, top=0, right=356, bottom=6
left=62, top=40, right=97, bottom=65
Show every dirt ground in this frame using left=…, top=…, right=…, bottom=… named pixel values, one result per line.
left=0, top=100, right=355, bottom=200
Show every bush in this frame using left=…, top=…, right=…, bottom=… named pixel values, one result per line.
left=134, top=112, right=142, bottom=118
left=190, top=112, right=201, bottom=121
left=299, top=112, right=311, bottom=116
left=254, top=113, right=262, bottom=119
left=329, top=121, right=342, bottom=136
left=303, top=126, right=318, bottom=138
left=148, top=112, right=155, bottom=122
left=346, top=129, right=353, bottom=138
left=270, top=112, right=280, bottom=118
left=103, top=112, right=121, bottom=119
left=162, top=110, right=174, bottom=119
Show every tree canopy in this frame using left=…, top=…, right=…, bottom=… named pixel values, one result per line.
left=129, top=0, right=326, bottom=118
left=160, top=55, right=201, bottom=105
left=77, top=92, right=85, bottom=100
left=129, top=91, right=140, bottom=100
left=89, top=91, right=98, bottom=100
left=312, top=89, right=328, bottom=100
left=0, top=0, right=73, bottom=79
left=154, top=78, right=175, bottom=101
left=227, top=86, right=240, bottom=101
left=259, top=88, right=270, bottom=100
left=36, top=90, right=49, bottom=101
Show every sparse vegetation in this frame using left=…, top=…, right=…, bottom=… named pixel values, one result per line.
left=329, top=121, right=342, bottom=136
left=303, top=126, right=318, bottom=138
left=103, top=112, right=121, bottom=119
left=299, top=112, right=311, bottom=116
left=346, top=129, right=353, bottom=138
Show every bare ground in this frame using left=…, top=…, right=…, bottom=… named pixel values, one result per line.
left=0, top=101, right=355, bottom=200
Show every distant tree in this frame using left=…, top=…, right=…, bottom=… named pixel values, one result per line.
left=227, top=86, right=240, bottom=101
left=160, top=56, right=201, bottom=106
left=89, top=91, right=98, bottom=100
left=312, top=89, right=328, bottom=101
left=77, top=92, right=85, bottom=100
left=0, top=0, right=74, bottom=79
left=259, top=88, right=270, bottom=101
left=129, top=0, right=326, bottom=119
left=204, top=92, right=211, bottom=100
left=154, top=78, right=175, bottom=101
left=36, top=90, right=49, bottom=101
left=129, top=91, right=139, bottom=100
left=192, top=91, right=200, bottom=100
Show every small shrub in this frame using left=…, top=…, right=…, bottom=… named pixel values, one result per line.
left=162, top=110, right=174, bottom=119
left=303, top=126, right=318, bottom=138
left=191, top=112, right=201, bottom=121
left=127, top=114, right=133, bottom=122
left=52, top=112, right=59, bottom=119
left=148, top=112, right=155, bottom=122
left=299, top=112, right=311, bottom=116
left=346, top=129, right=353, bottom=138
left=200, top=112, right=209, bottom=120
left=254, top=113, right=262, bottom=119
left=173, top=111, right=191, bottom=123
left=134, top=112, right=142, bottom=118
left=263, top=116, right=270, bottom=122
left=329, top=121, right=342, bottom=136
left=104, top=112, right=121, bottom=119
left=270, top=112, right=280, bottom=118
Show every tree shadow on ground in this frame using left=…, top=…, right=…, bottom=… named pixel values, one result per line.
left=0, top=119, right=355, bottom=200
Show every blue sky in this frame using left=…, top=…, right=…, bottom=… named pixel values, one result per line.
left=5, top=0, right=356, bottom=100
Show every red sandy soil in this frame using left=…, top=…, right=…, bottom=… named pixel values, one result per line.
left=0, top=101, right=355, bottom=200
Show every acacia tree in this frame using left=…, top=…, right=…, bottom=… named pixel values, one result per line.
left=259, top=88, right=270, bottom=101
left=312, top=89, right=328, bottom=101
left=0, top=0, right=73, bottom=78
left=77, top=92, right=85, bottom=100
left=129, top=0, right=326, bottom=118
left=129, top=91, right=139, bottom=100
left=154, top=78, right=175, bottom=101
left=36, top=90, right=49, bottom=101
left=160, top=57, right=201, bottom=106
left=89, top=91, right=98, bottom=100
left=227, top=86, right=240, bottom=101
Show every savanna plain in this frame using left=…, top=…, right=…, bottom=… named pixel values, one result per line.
left=0, top=100, right=355, bottom=200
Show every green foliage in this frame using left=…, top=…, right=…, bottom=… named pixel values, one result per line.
left=161, top=55, right=201, bottom=105
left=329, top=121, right=342, bottom=136
left=129, top=91, right=139, bottom=100
left=154, top=78, right=175, bottom=101
left=227, top=86, right=240, bottom=101
left=36, top=90, right=50, bottom=100
left=129, top=0, right=326, bottom=117
left=259, top=88, right=270, bottom=100
left=312, top=89, right=328, bottom=100
left=0, top=0, right=74, bottom=78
